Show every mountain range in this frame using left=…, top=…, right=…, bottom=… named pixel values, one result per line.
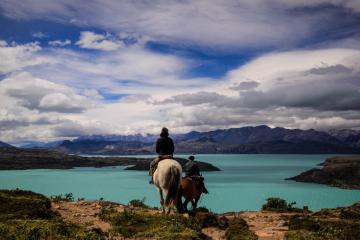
left=9, top=125, right=359, bottom=155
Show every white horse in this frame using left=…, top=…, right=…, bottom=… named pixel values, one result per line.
left=153, top=159, right=183, bottom=214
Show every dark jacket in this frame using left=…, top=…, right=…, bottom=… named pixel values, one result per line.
left=184, top=161, right=200, bottom=177
left=156, top=137, right=174, bottom=156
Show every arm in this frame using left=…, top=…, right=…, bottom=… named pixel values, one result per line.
left=156, top=139, right=161, bottom=154
left=169, top=138, right=174, bottom=155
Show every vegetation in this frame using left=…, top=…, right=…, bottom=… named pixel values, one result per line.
left=50, top=192, right=74, bottom=202
left=225, top=218, right=258, bottom=240
left=128, top=197, right=149, bottom=208
left=99, top=208, right=200, bottom=239
left=261, top=197, right=305, bottom=212
left=286, top=210, right=360, bottom=240
left=0, top=189, right=105, bottom=239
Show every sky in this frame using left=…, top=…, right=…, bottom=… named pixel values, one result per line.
left=1, top=0, right=360, bottom=143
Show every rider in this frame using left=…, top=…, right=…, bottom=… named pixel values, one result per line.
left=184, top=155, right=209, bottom=194
left=149, top=127, right=174, bottom=184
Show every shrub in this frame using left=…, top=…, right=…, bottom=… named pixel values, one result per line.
left=261, top=197, right=288, bottom=212
left=288, top=215, right=320, bottom=231
left=261, top=197, right=303, bottom=212
left=225, top=218, right=258, bottom=240
left=50, top=192, right=74, bottom=202
left=128, top=197, right=149, bottom=208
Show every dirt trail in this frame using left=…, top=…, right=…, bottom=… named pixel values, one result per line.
left=239, top=212, right=290, bottom=240
left=52, top=201, right=291, bottom=240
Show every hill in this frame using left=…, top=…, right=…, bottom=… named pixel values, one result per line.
left=0, top=141, right=13, bottom=148
left=50, top=125, right=360, bottom=154
left=287, top=155, right=360, bottom=189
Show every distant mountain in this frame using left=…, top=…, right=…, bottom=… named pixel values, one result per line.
left=53, top=125, right=360, bottom=155
left=328, top=129, right=360, bottom=148
left=0, top=141, right=13, bottom=148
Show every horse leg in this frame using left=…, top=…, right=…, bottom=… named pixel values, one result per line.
left=194, top=196, right=200, bottom=209
left=190, top=199, right=196, bottom=210
left=159, top=189, right=165, bottom=214
left=183, top=199, right=190, bottom=212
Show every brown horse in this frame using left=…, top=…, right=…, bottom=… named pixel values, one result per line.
left=180, top=177, right=206, bottom=212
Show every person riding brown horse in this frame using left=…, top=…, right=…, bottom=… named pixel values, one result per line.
left=180, top=155, right=209, bottom=211
left=149, top=127, right=175, bottom=184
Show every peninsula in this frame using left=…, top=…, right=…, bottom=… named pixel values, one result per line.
left=0, top=147, right=220, bottom=171
left=287, top=155, right=360, bottom=189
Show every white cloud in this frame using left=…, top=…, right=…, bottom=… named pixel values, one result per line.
left=32, top=31, right=47, bottom=38
left=1, top=0, right=360, bottom=49
left=48, top=39, right=71, bottom=47
left=0, top=40, right=50, bottom=74
left=76, top=31, right=124, bottom=51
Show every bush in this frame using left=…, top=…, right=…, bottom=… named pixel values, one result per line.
left=225, top=218, right=258, bottom=240
left=0, top=189, right=53, bottom=220
left=261, top=197, right=303, bottom=212
left=50, top=193, right=74, bottom=202
left=261, top=197, right=288, bottom=211
left=0, top=189, right=106, bottom=239
left=288, top=215, right=320, bottom=231
left=128, top=197, right=149, bottom=208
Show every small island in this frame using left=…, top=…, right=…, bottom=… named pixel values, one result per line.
left=287, top=155, right=360, bottom=189
left=0, top=147, right=220, bottom=172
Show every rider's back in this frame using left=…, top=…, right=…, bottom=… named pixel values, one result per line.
left=156, top=136, right=174, bottom=156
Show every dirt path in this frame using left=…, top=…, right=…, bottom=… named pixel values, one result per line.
left=239, top=211, right=290, bottom=240
left=52, top=201, right=291, bottom=240
left=52, top=201, right=125, bottom=233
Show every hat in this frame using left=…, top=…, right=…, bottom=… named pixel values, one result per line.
left=188, top=155, right=195, bottom=161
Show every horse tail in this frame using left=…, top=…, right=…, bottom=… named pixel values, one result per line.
left=165, top=165, right=181, bottom=207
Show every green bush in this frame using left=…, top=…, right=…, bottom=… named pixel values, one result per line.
left=261, top=197, right=303, bottom=212
left=288, top=215, right=320, bottom=231
left=50, top=192, right=74, bottom=202
left=0, top=189, right=53, bottom=220
left=128, top=197, right=149, bottom=208
left=225, top=218, right=258, bottom=240
left=0, top=189, right=106, bottom=240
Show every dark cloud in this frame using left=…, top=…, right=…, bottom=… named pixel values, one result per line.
left=307, top=64, right=353, bottom=75
left=229, top=81, right=260, bottom=91
left=159, top=91, right=231, bottom=106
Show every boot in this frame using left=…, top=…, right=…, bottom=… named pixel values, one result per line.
left=149, top=177, right=154, bottom=184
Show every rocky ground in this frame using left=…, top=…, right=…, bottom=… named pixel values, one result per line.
left=52, top=200, right=297, bottom=240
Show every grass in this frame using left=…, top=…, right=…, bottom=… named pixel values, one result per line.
left=0, top=189, right=105, bottom=240
left=286, top=212, right=360, bottom=240
left=99, top=208, right=201, bottom=239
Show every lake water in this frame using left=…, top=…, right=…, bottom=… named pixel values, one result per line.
left=0, top=154, right=359, bottom=213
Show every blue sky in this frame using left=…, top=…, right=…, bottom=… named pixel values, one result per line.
left=1, top=0, right=360, bottom=143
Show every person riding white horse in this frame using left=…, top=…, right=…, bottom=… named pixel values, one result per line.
left=149, top=127, right=175, bottom=184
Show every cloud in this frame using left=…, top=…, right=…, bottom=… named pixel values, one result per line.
left=229, top=81, right=260, bottom=91
left=0, top=40, right=49, bottom=74
left=48, top=39, right=71, bottom=47
left=31, top=31, right=47, bottom=38
left=1, top=1, right=360, bottom=50
left=0, top=72, right=97, bottom=113
left=76, top=31, right=124, bottom=51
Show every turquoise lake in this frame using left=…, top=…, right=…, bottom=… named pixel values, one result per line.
left=0, top=154, right=359, bottom=213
